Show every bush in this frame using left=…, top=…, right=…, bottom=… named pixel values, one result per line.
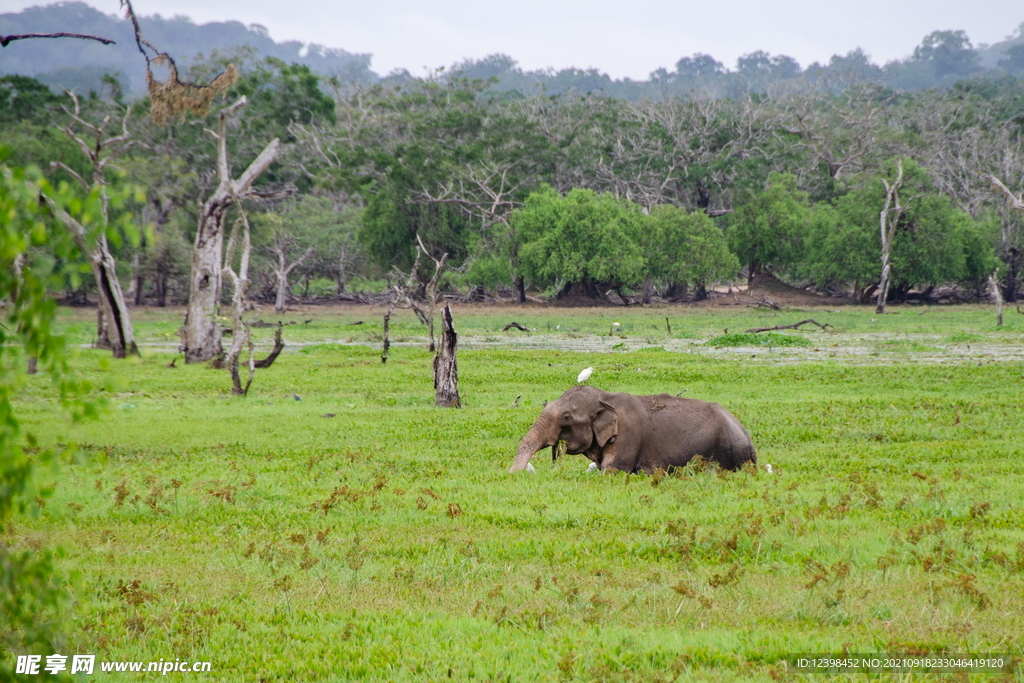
left=704, top=332, right=812, bottom=347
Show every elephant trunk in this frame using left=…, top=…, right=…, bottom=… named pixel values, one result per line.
left=509, top=410, right=558, bottom=473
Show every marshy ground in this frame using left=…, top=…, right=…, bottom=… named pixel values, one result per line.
left=13, top=303, right=1024, bottom=681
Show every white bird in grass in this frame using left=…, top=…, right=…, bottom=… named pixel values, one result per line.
left=765, top=463, right=773, bottom=474
left=587, top=462, right=599, bottom=472
left=525, top=463, right=536, bottom=473
left=577, top=367, right=594, bottom=383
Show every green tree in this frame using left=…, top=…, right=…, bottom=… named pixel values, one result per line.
left=644, top=204, right=739, bottom=300
left=338, top=79, right=494, bottom=272
left=997, top=44, right=1024, bottom=76
left=911, top=30, right=982, bottom=80
left=802, top=163, right=995, bottom=301
left=801, top=200, right=879, bottom=301
left=729, top=172, right=811, bottom=284
left=0, top=75, right=60, bottom=124
left=1, top=160, right=98, bottom=675
left=229, top=57, right=336, bottom=138
left=514, top=186, right=645, bottom=300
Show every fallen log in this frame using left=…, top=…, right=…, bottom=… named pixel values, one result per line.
left=741, top=295, right=780, bottom=310
left=745, top=319, right=832, bottom=333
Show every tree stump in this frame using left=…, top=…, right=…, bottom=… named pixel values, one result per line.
left=433, top=304, right=460, bottom=408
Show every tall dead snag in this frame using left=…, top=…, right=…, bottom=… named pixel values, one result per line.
left=270, top=234, right=312, bottom=314
left=221, top=213, right=285, bottom=395
left=416, top=234, right=448, bottom=353
left=988, top=175, right=1024, bottom=302
left=222, top=215, right=254, bottom=394
left=989, top=271, right=1004, bottom=327
left=433, top=304, right=460, bottom=408
left=119, top=0, right=254, bottom=363
left=52, top=92, right=139, bottom=358
left=181, top=97, right=280, bottom=363
left=877, top=160, right=907, bottom=315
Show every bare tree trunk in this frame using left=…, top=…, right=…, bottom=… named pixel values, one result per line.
left=337, top=242, right=348, bottom=294
left=182, top=96, right=280, bottom=364
left=275, top=267, right=289, bottom=314
left=515, top=275, right=526, bottom=304
left=96, top=305, right=112, bottom=350
left=1006, top=251, right=1019, bottom=304
left=271, top=241, right=312, bottom=314
left=127, top=240, right=143, bottom=306
left=877, top=160, right=906, bottom=315
left=92, top=241, right=138, bottom=358
left=381, top=303, right=393, bottom=365
left=433, top=304, right=460, bottom=408
left=989, top=271, right=1004, bottom=327
left=155, top=273, right=168, bottom=307
left=183, top=207, right=226, bottom=363
left=51, top=91, right=138, bottom=358
left=642, top=275, right=652, bottom=305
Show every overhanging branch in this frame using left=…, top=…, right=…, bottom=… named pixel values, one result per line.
left=1, top=32, right=114, bottom=47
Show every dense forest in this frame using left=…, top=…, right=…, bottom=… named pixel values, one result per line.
left=2, top=4, right=1024, bottom=330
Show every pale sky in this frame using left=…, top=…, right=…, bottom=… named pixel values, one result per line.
left=2, top=0, right=1021, bottom=79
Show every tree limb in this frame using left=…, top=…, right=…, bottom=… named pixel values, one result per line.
left=745, top=319, right=832, bottom=333
left=1, top=32, right=114, bottom=47
left=987, top=174, right=1024, bottom=211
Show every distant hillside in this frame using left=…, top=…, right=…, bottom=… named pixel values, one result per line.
left=0, top=2, right=377, bottom=94
left=3, top=3, right=1023, bottom=100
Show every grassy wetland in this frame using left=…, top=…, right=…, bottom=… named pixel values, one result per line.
left=12, top=304, right=1024, bottom=681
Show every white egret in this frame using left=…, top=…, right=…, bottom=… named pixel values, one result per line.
left=587, top=462, right=599, bottom=472
left=765, top=463, right=773, bottom=474
left=525, top=463, right=536, bottom=473
left=577, top=367, right=594, bottom=383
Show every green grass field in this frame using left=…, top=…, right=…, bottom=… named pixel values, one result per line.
left=11, top=304, right=1024, bottom=681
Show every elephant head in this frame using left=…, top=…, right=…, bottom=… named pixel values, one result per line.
left=509, top=386, right=618, bottom=472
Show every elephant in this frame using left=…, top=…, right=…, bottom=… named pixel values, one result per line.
left=508, top=386, right=756, bottom=474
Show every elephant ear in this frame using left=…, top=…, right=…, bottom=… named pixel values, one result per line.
left=593, top=400, right=618, bottom=447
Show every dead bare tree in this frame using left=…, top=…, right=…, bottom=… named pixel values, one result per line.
left=222, top=215, right=255, bottom=394
left=591, top=96, right=763, bottom=215
left=380, top=250, right=422, bottom=365
left=221, top=212, right=286, bottom=395
left=909, top=94, right=1024, bottom=301
left=269, top=233, right=313, bottom=314
left=877, top=160, right=908, bottom=314
left=417, top=161, right=528, bottom=301
left=112, top=0, right=270, bottom=362
left=180, top=96, right=281, bottom=363
left=415, top=234, right=448, bottom=352
left=51, top=91, right=138, bottom=357
left=773, top=82, right=896, bottom=189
